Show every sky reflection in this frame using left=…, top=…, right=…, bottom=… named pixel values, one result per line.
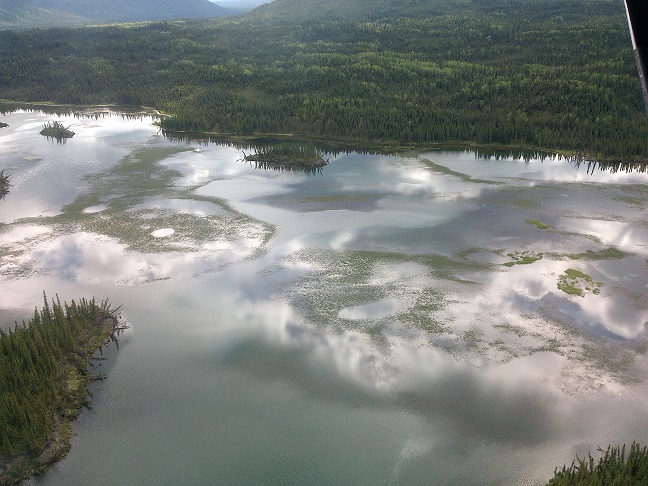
left=3, top=111, right=648, bottom=486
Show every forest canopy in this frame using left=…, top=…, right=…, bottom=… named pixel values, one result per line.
left=0, top=1, right=646, bottom=161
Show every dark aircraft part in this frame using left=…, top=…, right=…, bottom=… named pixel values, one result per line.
left=625, top=0, right=648, bottom=118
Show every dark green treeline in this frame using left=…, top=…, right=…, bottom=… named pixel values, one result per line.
left=0, top=5, right=647, bottom=160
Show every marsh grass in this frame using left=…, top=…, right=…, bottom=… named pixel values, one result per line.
left=566, top=247, right=627, bottom=261
left=287, top=248, right=478, bottom=333
left=419, top=157, right=501, bottom=185
left=0, top=144, right=276, bottom=283
left=503, top=250, right=543, bottom=266
left=525, top=218, right=550, bottom=229
left=557, top=268, right=602, bottom=297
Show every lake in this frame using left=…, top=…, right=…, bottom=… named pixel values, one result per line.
left=1, top=109, right=647, bottom=485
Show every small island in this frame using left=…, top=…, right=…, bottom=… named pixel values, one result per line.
left=244, top=144, right=328, bottom=173
left=0, top=294, right=127, bottom=485
left=39, top=121, right=75, bottom=140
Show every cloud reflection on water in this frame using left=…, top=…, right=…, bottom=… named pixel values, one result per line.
left=218, top=300, right=584, bottom=449
left=3, top=112, right=648, bottom=485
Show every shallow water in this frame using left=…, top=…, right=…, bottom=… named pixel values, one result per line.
left=1, top=110, right=647, bottom=485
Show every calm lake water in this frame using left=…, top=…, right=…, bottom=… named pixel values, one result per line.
left=1, top=110, right=648, bottom=485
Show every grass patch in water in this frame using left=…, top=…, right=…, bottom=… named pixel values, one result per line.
left=575, top=344, right=637, bottom=384
left=65, top=146, right=275, bottom=252
left=503, top=250, right=543, bottom=266
left=509, top=198, right=541, bottom=208
left=530, top=337, right=562, bottom=354
left=557, top=268, right=602, bottom=297
left=61, top=146, right=192, bottom=216
left=0, top=143, right=276, bottom=278
left=288, top=248, right=479, bottom=333
left=419, top=157, right=501, bottom=185
left=613, top=194, right=646, bottom=206
left=525, top=218, right=550, bottom=229
left=566, top=247, right=628, bottom=261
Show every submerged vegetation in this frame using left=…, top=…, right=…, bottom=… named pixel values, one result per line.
left=547, top=442, right=648, bottom=485
left=0, top=1, right=646, bottom=162
left=503, top=250, right=543, bottom=266
left=39, top=121, right=75, bottom=140
left=567, top=247, right=627, bottom=261
left=557, top=268, right=603, bottom=297
left=0, top=294, right=126, bottom=485
left=526, top=219, right=550, bottom=230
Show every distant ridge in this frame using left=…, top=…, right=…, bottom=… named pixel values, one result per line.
left=0, top=0, right=230, bottom=29
left=248, top=0, right=619, bottom=22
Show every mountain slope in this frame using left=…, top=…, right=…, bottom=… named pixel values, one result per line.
left=0, top=0, right=230, bottom=29
left=248, top=0, right=619, bottom=22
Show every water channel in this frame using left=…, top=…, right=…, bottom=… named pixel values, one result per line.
left=1, top=109, right=647, bottom=485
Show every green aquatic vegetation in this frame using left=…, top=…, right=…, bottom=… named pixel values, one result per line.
left=557, top=268, right=601, bottom=297
left=461, top=329, right=483, bottom=349
left=548, top=442, right=648, bottom=485
left=493, top=323, right=529, bottom=337
left=74, top=146, right=191, bottom=210
left=77, top=147, right=272, bottom=242
left=288, top=251, right=633, bottom=388
left=525, top=218, right=550, bottom=229
left=419, top=158, right=500, bottom=185
left=456, top=247, right=486, bottom=260
left=576, top=344, right=636, bottom=382
left=509, top=198, right=541, bottom=208
left=566, top=247, right=628, bottom=261
left=613, top=194, right=645, bottom=206
left=397, top=287, right=451, bottom=334
left=503, top=250, right=543, bottom=266
left=287, top=248, right=476, bottom=333
left=494, top=322, right=572, bottom=357
left=530, top=338, right=563, bottom=354
left=0, top=143, right=276, bottom=281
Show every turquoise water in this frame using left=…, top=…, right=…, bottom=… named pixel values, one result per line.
left=1, top=110, right=647, bottom=485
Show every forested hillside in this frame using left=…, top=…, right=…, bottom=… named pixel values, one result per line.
left=249, top=0, right=619, bottom=22
left=0, top=0, right=646, bottom=161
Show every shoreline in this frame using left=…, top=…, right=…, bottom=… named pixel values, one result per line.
left=2, top=100, right=647, bottom=166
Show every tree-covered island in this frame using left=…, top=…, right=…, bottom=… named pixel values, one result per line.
left=243, top=143, right=328, bottom=171
left=0, top=295, right=127, bottom=485
left=39, top=121, right=75, bottom=140
left=0, top=0, right=647, bottom=163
